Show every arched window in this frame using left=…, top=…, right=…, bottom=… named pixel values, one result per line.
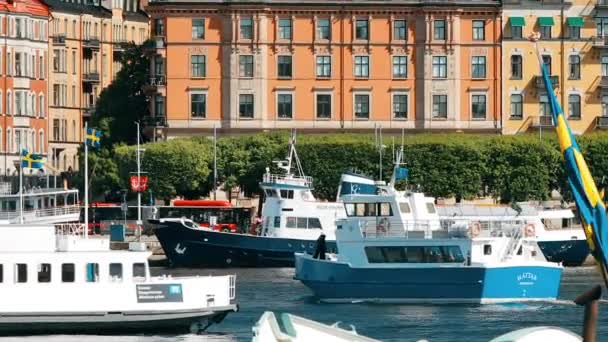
left=7, top=91, right=11, bottom=115
left=38, top=130, right=44, bottom=154
left=31, top=130, right=35, bottom=153
left=6, top=128, right=11, bottom=153
left=31, top=94, right=36, bottom=117
left=0, top=127, right=3, bottom=152
left=39, top=94, right=44, bottom=117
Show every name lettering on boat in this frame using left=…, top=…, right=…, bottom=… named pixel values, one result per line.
left=316, top=205, right=343, bottom=210
left=175, top=243, right=187, bottom=255
left=516, top=272, right=537, bottom=285
left=136, top=284, right=184, bottom=303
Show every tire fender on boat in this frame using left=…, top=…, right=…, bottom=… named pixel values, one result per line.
left=469, top=222, right=481, bottom=237
left=525, top=223, right=536, bottom=237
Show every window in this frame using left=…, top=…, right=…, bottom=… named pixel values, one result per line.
left=602, top=95, right=608, bottom=116
left=190, top=93, right=206, bottom=118
left=484, top=245, right=492, bottom=255
left=471, top=94, right=486, bottom=119
left=154, top=18, right=164, bottom=36
left=316, top=94, right=331, bottom=119
left=239, top=55, right=253, bottom=77
left=365, top=246, right=464, bottom=263
left=155, top=56, right=165, bottom=76
left=511, top=55, right=522, bottom=79
left=354, top=94, right=369, bottom=119
left=471, top=56, right=486, bottom=79
left=316, top=18, right=330, bottom=40
left=155, top=96, right=165, bottom=117
left=510, top=94, right=523, bottom=119
left=109, top=263, right=123, bottom=282
left=598, top=18, right=608, bottom=37
left=392, top=56, right=407, bottom=78
left=602, top=56, right=608, bottom=76
left=542, top=55, right=552, bottom=75
left=511, top=25, right=522, bottom=39
left=192, top=19, right=204, bottom=39
left=540, top=95, right=550, bottom=116
left=278, top=18, right=292, bottom=40
left=39, top=56, right=44, bottom=79
left=190, top=55, right=205, bottom=78
left=540, top=24, right=552, bottom=39
left=393, top=20, right=406, bottom=40
left=239, top=94, right=254, bottom=118
left=308, top=218, right=322, bottom=229
left=569, top=25, right=580, bottom=39
left=569, top=55, right=580, bottom=79
left=15, top=264, right=27, bottom=283
left=133, top=263, right=146, bottom=279
left=0, top=264, right=3, bottom=282
left=393, top=94, right=408, bottom=119
left=277, top=93, right=293, bottom=119
left=432, top=56, right=447, bottom=78
left=426, top=203, right=436, bottom=214
left=399, top=202, right=411, bottom=213
left=316, top=56, right=331, bottom=77
left=280, top=190, right=294, bottom=199
left=432, top=95, right=447, bottom=119
left=473, top=20, right=485, bottom=40
left=38, top=263, right=51, bottom=282
left=434, top=20, right=446, bottom=40
left=355, top=19, right=368, bottom=40
left=274, top=216, right=281, bottom=227
left=86, top=263, right=99, bottom=282
left=240, top=17, right=253, bottom=39
left=568, top=94, right=581, bottom=119
left=277, top=55, right=292, bottom=78
left=354, top=56, right=369, bottom=77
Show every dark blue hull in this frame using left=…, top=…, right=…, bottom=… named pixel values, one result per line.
left=153, top=221, right=336, bottom=268
left=538, top=240, right=590, bottom=266
left=295, top=254, right=562, bottom=303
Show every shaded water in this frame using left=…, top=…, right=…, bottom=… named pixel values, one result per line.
left=2, top=266, right=606, bottom=341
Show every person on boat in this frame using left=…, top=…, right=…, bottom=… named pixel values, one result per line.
left=313, top=233, right=327, bottom=260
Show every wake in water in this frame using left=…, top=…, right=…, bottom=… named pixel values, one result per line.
left=0, top=333, right=237, bottom=342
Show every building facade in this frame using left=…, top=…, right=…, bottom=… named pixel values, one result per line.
left=145, top=0, right=501, bottom=138
left=44, top=0, right=148, bottom=172
left=502, top=0, right=603, bottom=135
left=0, top=0, right=50, bottom=175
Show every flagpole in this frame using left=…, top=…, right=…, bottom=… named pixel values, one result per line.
left=84, top=121, right=89, bottom=239
left=136, top=121, right=141, bottom=240
left=19, top=155, right=23, bottom=224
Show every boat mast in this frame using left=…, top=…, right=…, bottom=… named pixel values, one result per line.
left=84, top=121, right=89, bottom=238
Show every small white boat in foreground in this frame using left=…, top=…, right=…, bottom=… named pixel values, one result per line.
left=0, top=223, right=237, bottom=335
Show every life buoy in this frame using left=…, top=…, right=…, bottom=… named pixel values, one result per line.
left=469, top=222, right=481, bottom=237
left=525, top=223, right=536, bottom=237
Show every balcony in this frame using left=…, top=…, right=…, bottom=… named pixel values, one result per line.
left=599, top=76, right=608, bottom=89
left=593, top=36, right=608, bottom=48
left=597, top=116, right=608, bottom=128
left=113, top=40, right=128, bottom=53
left=83, top=37, right=100, bottom=50
left=83, top=106, right=96, bottom=117
left=534, top=75, right=559, bottom=89
left=83, top=72, right=100, bottom=83
left=597, top=0, right=608, bottom=9
left=143, top=76, right=166, bottom=95
left=52, top=34, right=66, bottom=45
left=142, top=115, right=167, bottom=127
left=531, top=115, right=554, bottom=128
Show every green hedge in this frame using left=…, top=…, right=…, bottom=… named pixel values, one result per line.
left=85, top=131, right=608, bottom=204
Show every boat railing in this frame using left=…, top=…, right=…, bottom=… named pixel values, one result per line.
left=500, top=225, right=524, bottom=261
left=55, top=223, right=86, bottom=237
left=2, top=205, right=81, bottom=221
left=229, top=274, right=237, bottom=300
left=262, top=173, right=313, bottom=187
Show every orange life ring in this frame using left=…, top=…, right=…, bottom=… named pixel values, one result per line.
left=525, top=223, right=536, bottom=237
left=469, top=222, right=481, bottom=237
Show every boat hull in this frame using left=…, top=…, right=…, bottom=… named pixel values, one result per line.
left=537, top=239, right=590, bottom=266
left=294, top=255, right=562, bottom=304
left=0, top=306, right=237, bottom=335
left=153, top=221, right=337, bottom=268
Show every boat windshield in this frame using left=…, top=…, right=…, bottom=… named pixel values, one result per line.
left=183, top=220, right=201, bottom=229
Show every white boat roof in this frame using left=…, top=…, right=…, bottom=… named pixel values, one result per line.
left=438, top=203, right=573, bottom=219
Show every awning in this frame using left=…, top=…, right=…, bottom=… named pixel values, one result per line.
left=509, top=17, right=525, bottom=27
left=567, top=17, right=584, bottom=27
left=538, top=17, right=555, bottom=26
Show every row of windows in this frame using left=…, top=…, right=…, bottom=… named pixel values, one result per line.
left=0, top=90, right=45, bottom=118
left=365, top=246, right=465, bottom=264
left=181, top=91, right=489, bottom=121
left=4, top=16, right=47, bottom=42
left=5, top=51, right=45, bottom=79
left=507, top=19, right=582, bottom=40
left=0, top=127, right=45, bottom=155
left=182, top=17, right=487, bottom=42
left=0, top=262, right=146, bottom=284
left=509, top=93, right=582, bottom=119
left=509, top=54, right=581, bottom=80
left=285, top=217, right=323, bottom=229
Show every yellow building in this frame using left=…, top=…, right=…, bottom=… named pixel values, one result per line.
left=44, top=0, right=148, bottom=172
left=502, top=0, right=601, bottom=135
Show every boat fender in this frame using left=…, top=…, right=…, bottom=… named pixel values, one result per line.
left=469, top=222, right=481, bottom=237
left=377, top=218, right=389, bottom=234
left=525, top=223, right=536, bottom=237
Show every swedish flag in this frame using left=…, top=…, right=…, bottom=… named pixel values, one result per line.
left=21, top=149, right=45, bottom=169
left=539, top=54, right=608, bottom=283
left=86, top=127, right=101, bottom=148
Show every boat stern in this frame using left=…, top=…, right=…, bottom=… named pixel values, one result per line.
left=481, top=264, right=563, bottom=303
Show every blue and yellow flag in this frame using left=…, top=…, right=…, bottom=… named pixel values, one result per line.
left=538, top=50, right=608, bottom=282
left=85, top=127, right=101, bottom=148
left=21, top=149, right=44, bottom=169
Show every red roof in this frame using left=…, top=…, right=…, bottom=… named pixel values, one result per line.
left=0, top=0, right=49, bottom=17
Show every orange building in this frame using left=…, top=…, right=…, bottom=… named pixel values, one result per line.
left=144, top=0, right=501, bottom=138
left=0, top=0, right=50, bottom=174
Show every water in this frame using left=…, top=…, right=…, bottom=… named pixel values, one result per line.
left=2, top=266, right=607, bottom=341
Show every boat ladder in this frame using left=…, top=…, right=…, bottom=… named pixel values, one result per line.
left=501, top=225, right=523, bottom=261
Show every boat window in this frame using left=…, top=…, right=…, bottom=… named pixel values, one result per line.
left=355, top=203, right=366, bottom=216
left=308, top=218, right=322, bottom=229
left=297, top=217, right=307, bottom=229
left=280, top=190, right=294, bottom=199
left=133, top=263, right=146, bottom=281
left=86, top=263, right=100, bottom=282
left=62, top=263, right=75, bottom=282
left=426, top=203, right=436, bottom=214
left=366, top=203, right=377, bottom=216
left=0, top=264, right=3, bottom=283
left=265, top=189, right=276, bottom=197
left=15, top=264, right=27, bottom=283
left=399, top=202, right=411, bottom=213
left=379, top=203, right=392, bottom=216
left=484, top=244, right=492, bottom=255
left=286, top=217, right=297, bottom=228
left=109, top=263, right=123, bottom=282
left=364, top=246, right=465, bottom=263
left=345, top=203, right=355, bottom=216
left=443, top=246, right=465, bottom=262
left=274, top=216, right=281, bottom=228
left=37, top=263, right=51, bottom=283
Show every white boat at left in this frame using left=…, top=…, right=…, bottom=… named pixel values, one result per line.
left=0, top=223, right=237, bottom=335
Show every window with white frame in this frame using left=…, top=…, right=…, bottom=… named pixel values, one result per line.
left=277, top=93, right=293, bottom=119
left=315, top=93, right=331, bottom=119
left=393, top=20, right=406, bottom=40
left=192, top=19, right=204, bottom=39
left=354, top=56, right=369, bottom=77
left=471, top=94, right=486, bottom=119
left=471, top=56, right=486, bottom=79
left=239, top=94, right=254, bottom=118
left=511, top=55, right=522, bottom=79
left=603, top=56, right=608, bottom=76
left=432, top=56, right=447, bottom=78
left=239, top=55, right=254, bottom=77
left=316, top=56, right=331, bottom=77
left=434, top=20, right=446, bottom=40
left=602, top=95, right=608, bottom=116
left=355, top=19, right=369, bottom=40
left=392, top=56, right=407, bottom=78
left=540, top=94, right=550, bottom=116
left=569, top=55, right=580, bottom=79
left=190, top=55, right=205, bottom=78
left=316, top=18, right=330, bottom=40
left=190, top=93, right=206, bottom=118
left=510, top=93, right=523, bottom=119
left=277, top=55, right=292, bottom=78
left=354, top=94, right=370, bottom=119
left=278, top=18, right=292, bottom=40
left=473, top=20, right=485, bottom=40
left=240, top=17, right=253, bottom=39
left=568, top=94, right=581, bottom=119
left=392, top=93, right=408, bottom=119
left=432, top=95, right=447, bottom=118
